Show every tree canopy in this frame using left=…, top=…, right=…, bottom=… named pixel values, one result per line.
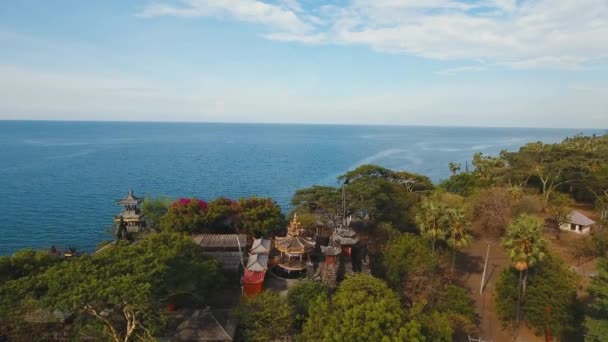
left=301, top=274, right=425, bottom=342
left=0, top=233, right=223, bottom=342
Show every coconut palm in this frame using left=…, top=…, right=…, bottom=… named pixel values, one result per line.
left=501, top=214, right=548, bottom=336
left=415, top=198, right=446, bottom=253
left=445, top=208, right=473, bottom=275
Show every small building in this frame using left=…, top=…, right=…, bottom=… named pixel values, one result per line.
left=243, top=238, right=270, bottom=297
left=114, top=189, right=146, bottom=238
left=560, top=210, right=595, bottom=234
left=274, top=214, right=315, bottom=275
left=192, top=234, right=248, bottom=271
left=173, top=308, right=237, bottom=342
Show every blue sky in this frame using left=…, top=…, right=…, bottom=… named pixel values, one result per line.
left=0, top=0, right=607, bottom=127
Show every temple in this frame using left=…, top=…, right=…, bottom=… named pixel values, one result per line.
left=274, top=214, right=315, bottom=275
left=243, top=238, right=270, bottom=297
left=114, top=189, right=145, bottom=238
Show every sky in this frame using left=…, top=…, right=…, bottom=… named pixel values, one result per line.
left=0, top=0, right=607, bottom=128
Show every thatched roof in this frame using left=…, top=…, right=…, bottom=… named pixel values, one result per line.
left=174, top=309, right=236, bottom=342
left=567, top=210, right=595, bottom=226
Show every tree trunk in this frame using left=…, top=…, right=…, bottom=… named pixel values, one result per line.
left=522, top=269, right=528, bottom=295
left=516, top=270, right=523, bottom=338
left=432, top=239, right=436, bottom=254
left=451, top=248, right=456, bottom=276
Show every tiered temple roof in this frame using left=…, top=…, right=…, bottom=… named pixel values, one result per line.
left=321, top=245, right=341, bottom=256
left=274, top=214, right=315, bottom=254
left=246, top=254, right=268, bottom=273
left=116, top=189, right=143, bottom=206
left=332, top=226, right=359, bottom=246
left=250, top=238, right=271, bottom=254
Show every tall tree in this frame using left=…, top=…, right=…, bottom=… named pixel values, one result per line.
left=448, top=162, right=461, bottom=176
left=501, top=214, right=548, bottom=336
left=496, top=255, right=581, bottom=340
left=415, top=198, right=446, bottom=253
left=445, top=208, right=473, bottom=275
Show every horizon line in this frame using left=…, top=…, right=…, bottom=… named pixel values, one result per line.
left=0, top=118, right=606, bottom=131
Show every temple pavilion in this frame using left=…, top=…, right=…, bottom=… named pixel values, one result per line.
left=274, top=214, right=315, bottom=274
left=243, top=238, right=270, bottom=297
left=115, top=189, right=145, bottom=235
left=331, top=224, right=359, bottom=256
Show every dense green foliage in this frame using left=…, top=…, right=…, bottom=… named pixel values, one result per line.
left=237, top=290, right=293, bottom=342
left=496, top=255, right=581, bottom=340
left=0, top=233, right=222, bottom=342
left=301, top=274, right=425, bottom=342
left=140, top=196, right=172, bottom=230
left=235, top=197, right=285, bottom=237
left=287, top=280, right=330, bottom=330
left=383, top=233, right=439, bottom=300
left=585, top=258, right=608, bottom=341
left=0, top=249, right=62, bottom=284
left=502, top=214, right=548, bottom=270
left=292, top=164, right=433, bottom=231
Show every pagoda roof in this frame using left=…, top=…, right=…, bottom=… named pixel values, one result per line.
left=116, top=189, right=143, bottom=205
left=274, top=235, right=314, bottom=254
left=250, top=238, right=271, bottom=254
left=332, top=227, right=359, bottom=246
left=321, top=245, right=341, bottom=256
left=246, top=253, right=268, bottom=272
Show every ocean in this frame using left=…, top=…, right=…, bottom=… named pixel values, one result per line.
left=0, top=121, right=603, bottom=255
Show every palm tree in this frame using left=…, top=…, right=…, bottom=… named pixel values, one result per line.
left=445, top=208, right=473, bottom=275
left=448, top=162, right=461, bottom=175
left=415, top=198, right=446, bottom=253
left=501, top=214, right=548, bottom=337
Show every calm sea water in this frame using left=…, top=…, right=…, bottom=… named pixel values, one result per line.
left=0, top=121, right=603, bottom=255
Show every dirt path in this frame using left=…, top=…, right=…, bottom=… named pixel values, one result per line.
left=457, top=236, right=544, bottom=342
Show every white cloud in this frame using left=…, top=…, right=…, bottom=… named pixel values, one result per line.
left=139, top=0, right=608, bottom=69
left=434, top=65, right=487, bottom=75
left=2, top=64, right=607, bottom=127
left=138, top=0, right=315, bottom=34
